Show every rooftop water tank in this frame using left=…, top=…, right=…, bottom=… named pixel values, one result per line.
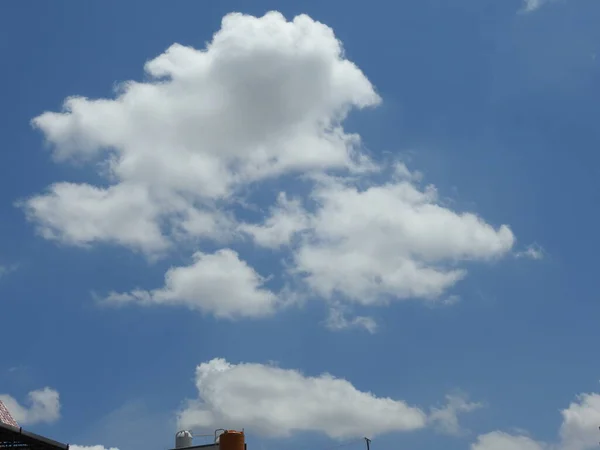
left=176, top=430, right=194, bottom=449
left=218, top=430, right=244, bottom=450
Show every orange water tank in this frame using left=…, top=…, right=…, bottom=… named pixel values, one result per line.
left=219, top=430, right=245, bottom=450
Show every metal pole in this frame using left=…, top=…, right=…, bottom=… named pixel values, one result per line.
left=364, top=437, right=371, bottom=450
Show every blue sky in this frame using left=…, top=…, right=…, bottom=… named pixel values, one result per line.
left=1, top=1, right=599, bottom=450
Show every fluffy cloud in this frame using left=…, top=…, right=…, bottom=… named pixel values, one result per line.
left=559, top=393, right=600, bottom=450
left=239, top=193, right=310, bottom=249
left=25, top=11, right=379, bottom=254
left=24, top=10, right=519, bottom=323
left=105, top=172, right=516, bottom=316
left=104, top=249, right=277, bottom=319
left=472, top=432, right=547, bottom=450
left=244, top=175, right=514, bottom=306
left=290, top=178, right=514, bottom=304
left=178, top=358, right=428, bottom=439
left=22, top=183, right=168, bottom=254
left=471, top=391, right=600, bottom=450
left=0, top=387, right=61, bottom=426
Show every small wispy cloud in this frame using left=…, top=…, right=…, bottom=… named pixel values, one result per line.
left=0, top=263, right=18, bottom=278
left=522, top=0, right=547, bottom=12
left=515, top=243, right=545, bottom=260
left=520, top=0, right=564, bottom=13
left=429, top=393, right=483, bottom=436
left=325, top=304, right=378, bottom=334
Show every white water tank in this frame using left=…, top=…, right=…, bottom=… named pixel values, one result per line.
left=176, top=430, right=193, bottom=449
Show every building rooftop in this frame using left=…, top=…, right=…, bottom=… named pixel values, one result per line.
left=0, top=401, right=18, bottom=428
left=0, top=400, right=69, bottom=450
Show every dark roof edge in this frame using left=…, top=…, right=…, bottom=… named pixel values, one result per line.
left=0, top=421, right=69, bottom=450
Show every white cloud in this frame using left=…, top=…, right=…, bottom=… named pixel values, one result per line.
left=103, top=169, right=516, bottom=318
left=516, top=243, right=545, bottom=260
left=104, top=249, right=277, bottom=319
left=239, top=192, right=310, bottom=249
left=471, top=391, right=600, bottom=450
left=24, top=10, right=520, bottom=323
left=472, top=432, right=547, bottom=450
left=522, top=0, right=548, bottom=12
left=243, top=173, right=515, bottom=308
left=290, top=177, right=514, bottom=305
left=0, top=387, right=61, bottom=426
left=24, top=11, right=379, bottom=253
left=324, top=303, right=378, bottom=333
left=429, top=394, right=482, bottom=436
left=559, top=393, right=600, bottom=450
left=178, top=358, right=428, bottom=439
left=22, top=182, right=168, bottom=254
